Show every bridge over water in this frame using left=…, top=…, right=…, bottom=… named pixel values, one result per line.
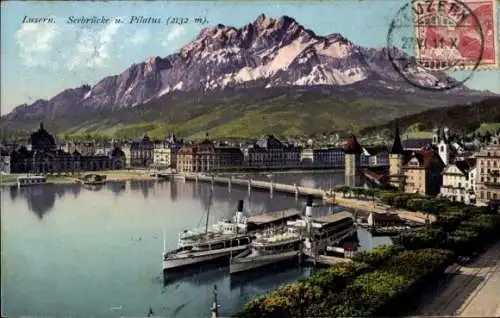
left=180, top=173, right=433, bottom=224
left=183, top=173, right=325, bottom=198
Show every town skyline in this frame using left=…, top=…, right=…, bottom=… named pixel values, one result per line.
left=1, top=0, right=500, bottom=115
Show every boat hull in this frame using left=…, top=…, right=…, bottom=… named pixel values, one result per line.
left=163, top=245, right=248, bottom=272
left=230, top=249, right=301, bottom=274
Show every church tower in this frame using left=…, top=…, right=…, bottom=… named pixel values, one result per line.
left=389, top=123, right=405, bottom=191
left=344, top=135, right=363, bottom=187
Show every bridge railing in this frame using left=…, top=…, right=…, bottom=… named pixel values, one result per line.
left=182, top=173, right=327, bottom=196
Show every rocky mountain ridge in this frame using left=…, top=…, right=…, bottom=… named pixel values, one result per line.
left=2, top=14, right=494, bottom=135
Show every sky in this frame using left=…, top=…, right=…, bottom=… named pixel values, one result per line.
left=1, top=0, right=499, bottom=115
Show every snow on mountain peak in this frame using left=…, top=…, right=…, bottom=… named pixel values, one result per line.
left=5, top=14, right=471, bottom=118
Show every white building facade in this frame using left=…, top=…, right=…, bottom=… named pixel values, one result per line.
left=440, top=160, right=476, bottom=204
left=0, top=155, right=11, bottom=174
left=153, top=148, right=173, bottom=169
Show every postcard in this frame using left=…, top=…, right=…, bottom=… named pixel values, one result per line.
left=1, top=1, right=499, bottom=318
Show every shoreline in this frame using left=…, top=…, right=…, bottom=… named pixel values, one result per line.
left=0, top=170, right=157, bottom=187
left=0, top=168, right=349, bottom=187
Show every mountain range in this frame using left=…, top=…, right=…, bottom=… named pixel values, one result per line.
left=1, top=14, right=496, bottom=139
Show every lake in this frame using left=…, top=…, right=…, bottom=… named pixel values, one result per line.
left=1, top=172, right=391, bottom=317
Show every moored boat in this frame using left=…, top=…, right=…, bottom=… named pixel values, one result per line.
left=289, top=200, right=357, bottom=255
left=164, top=235, right=252, bottom=272
left=17, top=175, right=47, bottom=188
left=77, top=174, right=106, bottom=185
left=229, top=226, right=303, bottom=274
left=229, top=197, right=316, bottom=275
left=230, top=196, right=358, bottom=274
left=177, top=200, right=249, bottom=248
left=163, top=197, right=254, bottom=276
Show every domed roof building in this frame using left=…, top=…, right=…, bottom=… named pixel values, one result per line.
left=29, top=122, right=56, bottom=153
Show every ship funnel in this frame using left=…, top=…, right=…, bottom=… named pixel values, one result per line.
left=237, top=200, right=244, bottom=212
left=235, top=200, right=244, bottom=224
left=305, top=195, right=313, bottom=218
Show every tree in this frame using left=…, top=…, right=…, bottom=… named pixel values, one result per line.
left=379, top=192, right=396, bottom=206
left=337, top=186, right=350, bottom=198
left=365, top=189, right=375, bottom=201
left=406, top=199, right=424, bottom=212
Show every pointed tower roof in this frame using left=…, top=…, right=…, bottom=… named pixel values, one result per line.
left=390, top=122, right=404, bottom=154
left=344, top=135, right=363, bottom=154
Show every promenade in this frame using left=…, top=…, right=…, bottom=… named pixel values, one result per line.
left=0, top=170, right=156, bottom=186
left=324, top=195, right=436, bottom=224
left=414, top=240, right=500, bottom=317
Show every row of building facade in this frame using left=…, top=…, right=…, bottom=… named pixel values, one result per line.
left=1, top=123, right=498, bottom=208
left=345, top=125, right=499, bottom=207
left=0, top=124, right=391, bottom=175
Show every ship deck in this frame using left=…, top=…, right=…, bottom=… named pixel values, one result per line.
left=182, top=233, right=250, bottom=245
left=247, top=209, right=301, bottom=225
left=312, top=211, right=353, bottom=224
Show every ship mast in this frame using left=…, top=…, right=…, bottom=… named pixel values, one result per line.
left=205, top=187, right=213, bottom=238
left=162, top=229, right=166, bottom=256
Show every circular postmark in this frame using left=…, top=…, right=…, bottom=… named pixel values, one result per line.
left=387, top=0, right=484, bottom=91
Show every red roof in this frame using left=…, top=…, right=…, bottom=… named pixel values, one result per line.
left=344, top=135, right=363, bottom=154
left=364, top=169, right=388, bottom=183
left=404, top=149, right=443, bottom=169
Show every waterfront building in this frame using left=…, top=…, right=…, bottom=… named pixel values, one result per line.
left=153, top=133, right=182, bottom=170
left=0, top=150, right=11, bottom=174
left=402, top=149, right=445, bottom=196
left=246, top=135, right=301, bottom=169
left=29, top=122, right=57, bottom=153
left=388, top=124, right=407, bottom=190
left=153, top=148, right=173, bottom=169
left=8, top=123, right=125, bottom=174
left=312, top=147, right=344, bottom=168
left=344, top=135, right=363, bottom=187
left=367, top=212, right=401, bottom=227
left=176, top=136, right=243, bottom=173
left=122, top=133, right=155, bottom=168
left=300, top=147, right=314, bottom=166
left=433, top=127, right=457, bottom=166
left=63, top=141, right=97, bottom=156
left=440, top=159, right=476, bottom=204
left=361, top=146, right=389, bottom=167
left=475, top=134, right=500, bottom=206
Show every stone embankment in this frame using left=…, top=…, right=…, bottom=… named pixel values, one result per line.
left=324, top=195, right=437, bottom=224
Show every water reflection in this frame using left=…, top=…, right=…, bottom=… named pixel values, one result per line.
left=6, top=179, right=343, bottom=222
left=129, top=179, right=156, bottom=198
left=2, top=176, right=393, bottom=318
left=107, top=181, right=127, bottom=196
left=10, top=184, right=82, bottom=219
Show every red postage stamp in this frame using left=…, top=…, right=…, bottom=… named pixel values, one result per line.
left=413, top=0, right=498, bottom=69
